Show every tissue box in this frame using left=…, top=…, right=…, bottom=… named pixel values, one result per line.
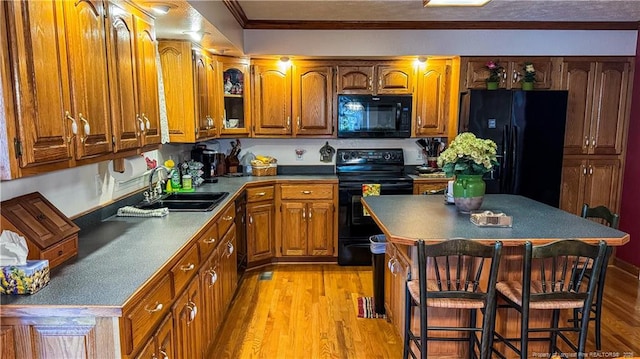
left=0, top=260, right=50, bottom=295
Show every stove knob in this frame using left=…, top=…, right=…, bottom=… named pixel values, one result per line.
left=341, top=152, right=350, bottom=162
left=383, top=152, right=392, bottom=161
left=350, top=151, right=358, bottom=160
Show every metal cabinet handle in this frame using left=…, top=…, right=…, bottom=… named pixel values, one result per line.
left=302, top=208, right=306, bottom=219
left=297, top=116, right=301, bottom=129
left=223, top=215, right=233, bottom=221
left=186, top=301, right=197, bottom=322
left=65, top=111, right=78, bottom=143
left=585, top=136, right=589, bottom=147
left=227, top=242, right=234, bottom=255
left=512, top=70, right=519, bottom=83
left=144, top=302, right=163, bottom=313
left=369, top=77, right=373, bottom=90
left=417, top=116, right=422, bottom=127
left=136, top=114, right=145, bottom=136
left=589, top=166, right=593, bottom=175
left=583, top=166, right=587, bottom=175
left=256, top=192, right=266, bottom=196
left=143, top=113, right=151, bottom=130
left=158, top=349, right=169, bottom=359
left=302, top=190, right=312, bottom=194
left=308, top=209, right=312, bottom=219
left=286, top=116, right=291, bottom=129
left=591, top=137, right=596, bottom=148
left=79, top=113, right=90, bottom=143
left=209, top=269, right=218, bottom=286
left=180, top=263, right=195, bottom=272
left=249, top=215, right=253, bottom=225
left=203, top=237, right=216, bottom=244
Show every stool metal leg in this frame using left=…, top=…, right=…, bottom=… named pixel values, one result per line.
left=403, top=286, right=412, bottom=359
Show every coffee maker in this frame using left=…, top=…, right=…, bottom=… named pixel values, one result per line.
left=191, top=145, right=226, bottom=183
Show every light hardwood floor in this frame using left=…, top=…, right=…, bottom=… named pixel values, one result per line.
left=211, top=264, right=640, bottom=359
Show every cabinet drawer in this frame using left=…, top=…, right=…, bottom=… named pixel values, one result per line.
left=198, top=222, right=219, bottom=261
left=414, top=182, right=448, bottom=195
left=41, top=235, right=78, bottom=268
left=246, top=186, right=275, bottom=202
left=171, top=244, right=200, bottom=295
left=218, top=203, right=235, bottom=236
left=280, top=184, right=334, bottom=200
left=125, top=275, right=172, bottom=354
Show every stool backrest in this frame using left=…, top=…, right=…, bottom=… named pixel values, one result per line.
left=581, top=204, right=620, bottom=229
left=416, top=239, right=502, bottom=301
left=522, top=240, right=606, bottom=306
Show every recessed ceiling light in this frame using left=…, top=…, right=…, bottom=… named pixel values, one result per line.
left=424, top=0, right=491, bottom=6
left=183, top=31, right=209, bottom=42
left=144, top=2, right=176, bottom=15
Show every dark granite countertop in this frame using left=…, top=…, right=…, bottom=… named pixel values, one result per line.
left=362, top=194, right=629, bottom=247
left=0, top=175, right=336, bottom=312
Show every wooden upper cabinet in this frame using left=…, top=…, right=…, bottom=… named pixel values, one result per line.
left=414, top=59, right=449, bottom=137
left=134, top=15, right=161, bottom=148
left=106, top=3, right=142, bottom=154
left=158, top=40, right=196, bottom=142
left=560, top=58, right=631, bottom=155
left=292, top=64, right=334, bottom=136
left=194, top=51, right=213, bottom=140
left=337, top=63, right=413, bottom=94
left=337, top=66, right=374, bottom=93
left=5, top=0, right=75, bottom=171
left=219, top=58, right=251, bottom=136
left=63, top=0, right=112, bottom=160
left=252, top=62, right=292, bottom=136
left=462, top=57, right=556, bottom=90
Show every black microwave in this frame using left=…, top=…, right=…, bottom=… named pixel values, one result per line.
left=337, top=94, right=412, bottom=138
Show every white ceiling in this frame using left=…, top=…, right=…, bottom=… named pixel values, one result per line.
left=142, top=0, right=640, bottom=56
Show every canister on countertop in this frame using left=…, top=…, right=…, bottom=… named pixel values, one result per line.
left=182, top=175, right=192, bottom=190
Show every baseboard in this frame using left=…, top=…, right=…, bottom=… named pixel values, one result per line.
left=613, top=257, right=640, bottom=279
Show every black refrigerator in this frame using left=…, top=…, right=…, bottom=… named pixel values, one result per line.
left=460, top=89, right=568, bottom=207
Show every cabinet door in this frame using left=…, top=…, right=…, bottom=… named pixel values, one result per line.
left=7, top=0, right=74, bottom=167
left=507, top=58, right=555, bottom=90
left=199, top=248, right=220, bottom=352
left=280, top=202, right=307, bottom=256
left=158, top=41, right=196, bottom=143
left=106, top=4, right=142, bottom=153
left=415, top=59, right=448, bottom=136
left=292, top=65, right=334, bottom=136
left=559, top=158, right=588, bottom=215
left=414, top=181, right=449, bottom=195
left=590, top=61, right=630, bottom=155
left=0, top=326, right=17, bottom=359
left=194, top=52, right=211, bottom=140
left=376, top=64, right=413, bottom=94
left=172, top=278, right=202, bottom=359
left=63, top=0, right=112, bottom=159
left=219, top=59, right=250, bottom=135
left=337, top=66, right=374, bottom=93
left=247, top=202, right=275, bottom=262
left=462, top=58, right=509, bottom=89
left=222, top=225, right=238, bottom=308
left=388, top=246, right=409, bottom=340
left=585, top=159, right=621, bottom=212
left=205, top=55, right=219, bottom=138
left=560, top=60, right=595, bottom=155
left=307, top=201, right=335, bottom=256
left=252, top=63, right=291, bottom=135
left=134, top=16, right=161, bottom=147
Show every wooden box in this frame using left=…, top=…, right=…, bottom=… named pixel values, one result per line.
left=1, top=192, right=79, bottom=269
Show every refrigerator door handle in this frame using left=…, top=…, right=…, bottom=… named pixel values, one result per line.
left=510, top=125, right=518, bottom=194
left=500, top=124, right=509, bottom=193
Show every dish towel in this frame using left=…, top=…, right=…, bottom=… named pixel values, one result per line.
left=362, top=184, right=380, bottom=216
left=116, top=206, right=169, bottom=218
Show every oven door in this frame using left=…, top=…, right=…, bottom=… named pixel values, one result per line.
left=338, top=180, right=413, bottom=265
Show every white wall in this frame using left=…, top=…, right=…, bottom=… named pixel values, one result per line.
left=244, top=29, right=638, bottom=56
left=0, top=145, right=189, bottom=218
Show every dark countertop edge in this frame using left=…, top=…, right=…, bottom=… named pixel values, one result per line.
left=0, top=175, right=337, bottom=311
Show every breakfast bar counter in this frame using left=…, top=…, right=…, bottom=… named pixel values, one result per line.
left=361, top=194, right=629, bottom=246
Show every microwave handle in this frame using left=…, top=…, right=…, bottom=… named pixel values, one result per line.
left=396, top=102, right=402, bottom=127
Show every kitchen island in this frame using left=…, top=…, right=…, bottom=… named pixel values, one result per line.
left=361, top=194, right=629, bottom=358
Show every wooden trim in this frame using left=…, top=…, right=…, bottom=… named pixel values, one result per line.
left=613, top=256, right=640, bottom=278
left=222, top=0, right=248, bottom=28
left=241, top=20, right=640, bottom=31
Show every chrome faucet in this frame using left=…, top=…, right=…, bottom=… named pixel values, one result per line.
left=146, top=166, right=170, bottom=202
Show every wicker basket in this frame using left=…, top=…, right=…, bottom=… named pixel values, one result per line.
left=252, top=164, right=277, bottom=176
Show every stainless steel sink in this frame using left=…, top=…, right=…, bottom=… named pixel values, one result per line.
left=136, top=192, right=229, bottom=212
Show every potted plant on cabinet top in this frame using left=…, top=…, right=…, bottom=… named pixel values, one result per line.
left=521, top=62, right=536, bottom=90
left=437, top=132, right=499, bottom=213
left=485, top=60, right=503, bottom=90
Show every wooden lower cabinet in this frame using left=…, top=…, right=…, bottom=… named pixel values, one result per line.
left=247, top=200, right=275, bottom=263
left=384, top=244, right=410, bottom=339
left=560, top=157, right=621, bottom=215
left=220, top=223, right=238, bottom=308
left=135, top=314, right=174, bottom=359
left=172, top=278, right=203, bottom=359
left=0, top=326, right=16, bottom=359
left=280, top=201, right=334, bottom=256
left=199, top=246, right=222, bottom=354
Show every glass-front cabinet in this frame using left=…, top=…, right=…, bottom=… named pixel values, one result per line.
left=217, top=58, right=250, bottom=136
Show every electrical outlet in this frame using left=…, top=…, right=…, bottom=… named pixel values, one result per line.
left=94, top=174, right=103, bottom=197
left=416, top=150, right=423, bottom=160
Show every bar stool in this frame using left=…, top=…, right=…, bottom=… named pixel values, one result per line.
left=493, top=240, right=607, bottom=359
left=403, top=239, right=502, bottom=359
left=570, top=204, right=619, bottom=350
